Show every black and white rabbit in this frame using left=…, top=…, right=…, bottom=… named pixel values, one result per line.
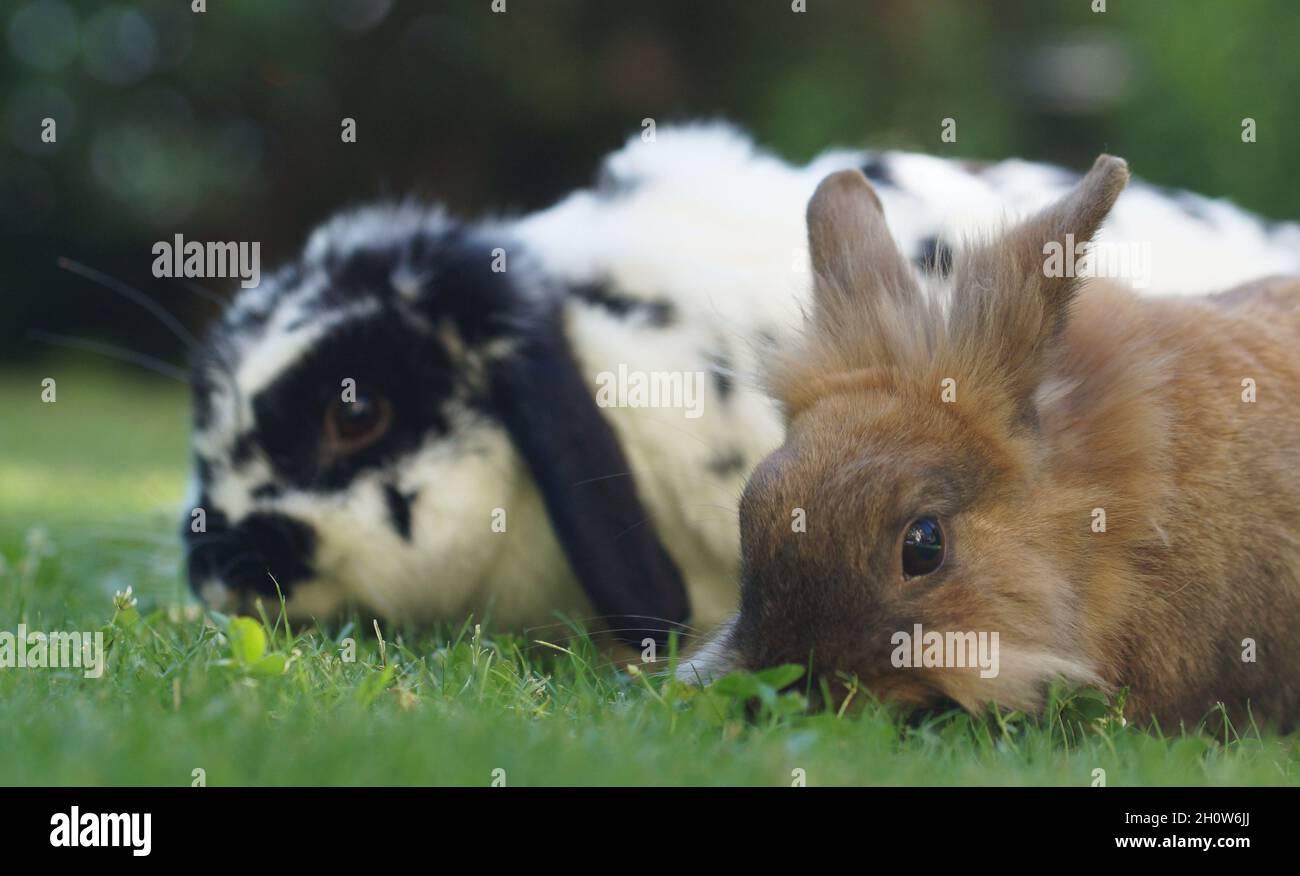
left=184, top=124, right=1300, bottom=645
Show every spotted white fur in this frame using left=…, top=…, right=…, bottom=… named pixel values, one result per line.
left=189, top=123, right=1300, bottom=634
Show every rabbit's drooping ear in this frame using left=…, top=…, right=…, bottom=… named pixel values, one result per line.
left=805, top=169, right=921, bottom=333
left=491, top=307, right=691, bottom=647
left=950, top=154, right=1130, bottom=404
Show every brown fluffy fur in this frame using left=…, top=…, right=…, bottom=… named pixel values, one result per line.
left=692, top=156, right=1300, bottom=731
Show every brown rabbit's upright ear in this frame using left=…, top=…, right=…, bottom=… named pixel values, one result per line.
left=805, top=169, right=921, bottom=335
left=950, top=154, right=1129, bottom=405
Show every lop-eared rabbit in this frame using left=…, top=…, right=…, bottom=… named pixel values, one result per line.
left=185, top=125, right=1300, bottom=650
left=679, top=156, right=1299, bottom=730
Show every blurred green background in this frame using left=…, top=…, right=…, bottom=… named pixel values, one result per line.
left=1, top=0, right=1297, bottom=366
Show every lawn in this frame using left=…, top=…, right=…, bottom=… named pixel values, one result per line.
left=1, top=359, right=1296, bottom=786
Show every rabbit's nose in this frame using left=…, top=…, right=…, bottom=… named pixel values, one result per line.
left=185, top=510, right=316, bottom=606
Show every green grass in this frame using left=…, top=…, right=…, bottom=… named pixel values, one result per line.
left=1, top=360, right=1297, bottom=786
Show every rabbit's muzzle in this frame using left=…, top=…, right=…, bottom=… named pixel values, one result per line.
left=183, top=507, right=316, bottom=612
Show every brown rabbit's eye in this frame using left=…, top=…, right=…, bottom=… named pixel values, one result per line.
left=324, top=390, right=392, bottom=455
left=902, top=517, right=945, bottom=577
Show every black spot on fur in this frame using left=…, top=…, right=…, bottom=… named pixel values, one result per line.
left=383, top=484, right=414, bottom=541
left=230, top=434, right=255, bottom=466
left=706, top=349, right=734, bottom=401
left=321, top=226, right=522, bottom=345
left=914, top=235, right=953, bottom=277
left=860, top=155, right=894, bottom=187
left=707, top=449, right=746, bottom=476
left=328, top=245, right=403, bottom=295
left=252, top=483, right=282, bottom=500
left=569, top=281, right=676, bottom=327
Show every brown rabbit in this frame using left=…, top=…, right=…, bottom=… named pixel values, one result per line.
left=679, top=155, right=1300, bottom=731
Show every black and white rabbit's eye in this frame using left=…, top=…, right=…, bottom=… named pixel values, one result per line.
left=901, top=517, right=945, bottom=577
left=324, top=391, right=392, bottom=455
